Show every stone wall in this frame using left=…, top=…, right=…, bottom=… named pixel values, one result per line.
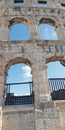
left=55, top=101, right=65, bottom=130
left=0, top=40, right=64, bottom=130
left=0, top=0, right=65, bottom=130
left=0, top=0, right=65, bottom=41
left=0, top=40, right=64, bottom=106
left=35, top=102, right=62, bottom=130
left=2, top=105, right=35, bottom=130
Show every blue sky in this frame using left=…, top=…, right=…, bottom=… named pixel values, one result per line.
left=7, top=20, right=65, bottom=95
left=39, top=24, right=58, bottom=40
left=7, top=63, right=32, bottom=95
left=47, top=61, right=65, bottom=78
left=9, top=23, right=29, bottom=41
left=38, top=3, right=47, bottom=8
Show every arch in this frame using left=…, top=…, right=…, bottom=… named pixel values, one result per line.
left=9, top=17, right=28, bottom=27
left=8, top=17, right=29, bottom=41
left=9, top=23, right=29, bottom=40
left=39, top=18, right=58, bottom=40
left=46, top=55, right=65, bottom=65
left=4, top=57, right=34, bottom=105
left=5, top=57, right=32, bottom=73
left=39, top=18, right=57, bottom=27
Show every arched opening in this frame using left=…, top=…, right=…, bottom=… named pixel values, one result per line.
left=38, top=1, right=47, bottom=8
left=47, top=61, right=65, bottom=100
left=13, top=0, right=24, bottom=7
left=6, top=63, right=32, bottom=95
left=39, top=23, right=58, bottom=40
left=5, top=61, right=34, bottom=105
left=9, top=23, right=29, bottom=41
left=61, top=3, right=65, bottom=9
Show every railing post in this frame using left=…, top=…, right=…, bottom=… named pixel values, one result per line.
left=7, top=84, right=10, bottom=93
left=30, top=82, right=32, bottom=95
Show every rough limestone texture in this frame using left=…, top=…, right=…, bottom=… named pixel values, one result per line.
left=55, top=101, right=65, bottom=130
left=0, top=108, right=2, bottom=130
left=35, top=101, right=62, bottom=130
left=0, top=0, right=65, bottom=130
left=2, top=105, right=35, bottom=130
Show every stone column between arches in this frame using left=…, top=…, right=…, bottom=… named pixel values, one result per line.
left=24, top=0, right=38, bottom=7
left=33, top=63, right=62, bottom=130
left=0, top=25, right=9, bottom=41
left=0, top=72, right=5, bottom=106
left=0, top=68, right=5, bottom=130
left=29, top=24, right=40, bottom=40
left=56, top=23, right=65, bottom=41
left=32, top=63, right=51, bottom=108
left=38, top=65, right=51, bottom=103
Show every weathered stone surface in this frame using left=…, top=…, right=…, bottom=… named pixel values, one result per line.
left=2, top=105, right=35, bottom=130
left=0, top=0, right=65, bottom=130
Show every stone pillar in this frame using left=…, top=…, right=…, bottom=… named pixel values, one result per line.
left=24, top=0, right=32, bottom=6
left=54, top=0, right=61, bottom=8
left=24, top=0, right=38, bottom=7
left=57, top=23, right=65, bottom=41
left=32, top=63, right=51, bottom=108
left=0, top=107, right=2, bottom=130
left=0, top=56, right=5, bottom=106
left=0, top=0, right=5, bottom=7
left=47, top=0, right=56, bottom=8
left=0, top=24, right=9, bottom=41
left=3, top=25, right=9, bottom=41
left=31, top=0, right=38, bottom=7
left=38, top=65, right=51, bottom=103
left=0, top=71, right=5, bottom=106
left=29, top=24, right=40, bottom=40
left=55, top=25, right=61, bottom=41
left=4, top=0, right=13, bottom=7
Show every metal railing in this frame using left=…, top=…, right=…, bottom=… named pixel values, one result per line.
left=49, top=78, right=65, bottom=100
left=5, top=78, right=65, bottom=105
left=5, top=82, right=34, bottom=105
left=5, top=95, right=34, bottom=105
left=5, top=81, right=33, bottom=95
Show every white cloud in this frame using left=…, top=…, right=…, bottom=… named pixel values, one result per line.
left=22, top=66, right=32, bottom=79
left=44, top=28, right=49, bottom=37
left=45, top=28, right=48, bottom=33
left=14, top=93, right=30, bottom=96
left=44, top=27, right=58, bottom=40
